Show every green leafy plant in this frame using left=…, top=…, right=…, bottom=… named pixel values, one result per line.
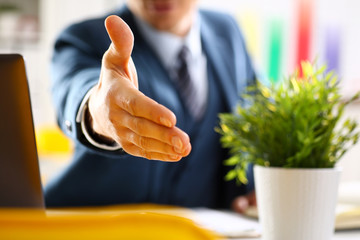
left=217, top=61, right=360, bottom=184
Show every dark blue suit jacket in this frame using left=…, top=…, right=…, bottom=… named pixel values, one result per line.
left=46, top=6, right=256, bottom=208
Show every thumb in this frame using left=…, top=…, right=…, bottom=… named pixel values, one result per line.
left=104, top=15, right=134, bottom=68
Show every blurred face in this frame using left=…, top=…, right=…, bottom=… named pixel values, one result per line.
left=127, top=0, right=198, bottom=36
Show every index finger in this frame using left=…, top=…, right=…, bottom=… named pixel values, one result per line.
left=115, top=87, right=177, bottom=128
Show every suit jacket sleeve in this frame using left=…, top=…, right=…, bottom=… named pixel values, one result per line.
left=50, top=18, right=124, bottom=156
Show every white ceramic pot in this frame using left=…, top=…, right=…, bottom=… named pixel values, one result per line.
left=254, top=165, right=341, bottom=240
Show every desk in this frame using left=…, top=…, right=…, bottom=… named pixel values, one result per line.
left=231, top=230, right=360, bottom=240
left=191, top=208, right=360, bottom=240
left=0, top=205, right=359, bottom=240
left=333, top=231, right=360, bottom=240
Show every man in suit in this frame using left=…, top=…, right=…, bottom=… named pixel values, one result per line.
left=46, top=0, right=256, bottom=211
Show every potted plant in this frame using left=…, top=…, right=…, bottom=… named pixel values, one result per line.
left=217, top=61, right=360, bottom=240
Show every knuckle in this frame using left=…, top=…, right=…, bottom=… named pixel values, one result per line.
left=128, top=97, right=139, bottom=115
left=102, top=49, right=111, bottom=64
left=140, top=148, right=152, bottom=160
left=121, top=96, right=137, bottom=116
left=131, top=118, right=145, bottom=134
left=138, top=136, right=148, bottom=149
left=105, top=88, right=118, bottom=106
left=116, top=128, right=133, bottom=145
left=130, top=117, right=139, bottom=131
left=103, top=45, right=117, bottom=65
left=126, top=130, right=136, bottom=144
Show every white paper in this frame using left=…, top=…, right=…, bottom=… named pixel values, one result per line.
left=190, top=208, right=261, bottom=238
left=338, top=181, right=360, bottom=205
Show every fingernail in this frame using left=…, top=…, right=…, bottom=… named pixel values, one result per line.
left=172, top=136, right=183, bottom=152
left=160, top=117, right=172, bottom=128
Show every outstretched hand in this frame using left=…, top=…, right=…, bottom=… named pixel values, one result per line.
left=88, top=15, right=191, bottom=161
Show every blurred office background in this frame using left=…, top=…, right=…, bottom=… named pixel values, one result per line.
left=0, top=0, right=359, bottom=184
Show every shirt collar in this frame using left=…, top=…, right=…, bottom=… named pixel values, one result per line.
left=133, top=14, right=202, bottom=70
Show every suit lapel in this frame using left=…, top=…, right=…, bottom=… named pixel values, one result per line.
left=133, top=44, right=183, bottom=114
left=200, top=16, right=238, bottom=112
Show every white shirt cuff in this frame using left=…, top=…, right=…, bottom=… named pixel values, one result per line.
left=76, top=86, right=122, bottom=151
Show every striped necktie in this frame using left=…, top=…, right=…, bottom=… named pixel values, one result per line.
left=176, top=46, right=204, bottom=120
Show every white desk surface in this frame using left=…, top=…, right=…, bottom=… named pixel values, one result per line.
left=191, top=208, right=360, bottom=240
left=240, top=231, right=360, bottom=240
left=333, top=231, right=360, bottom=240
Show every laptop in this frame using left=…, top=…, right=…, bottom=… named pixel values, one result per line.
left=0, top=54, right=44, bottom=208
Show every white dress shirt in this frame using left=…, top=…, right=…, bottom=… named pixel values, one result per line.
left=134, top=14, right=208, bottom=107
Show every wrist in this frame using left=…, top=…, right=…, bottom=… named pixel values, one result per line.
left=76, top=86, right=122, bottom=151
left=84, top=104, right=116, bottom=145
